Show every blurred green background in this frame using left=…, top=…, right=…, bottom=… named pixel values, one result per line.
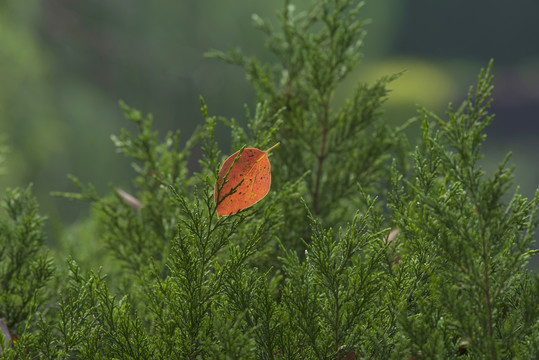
left=1, top=0, right=538, bottom=243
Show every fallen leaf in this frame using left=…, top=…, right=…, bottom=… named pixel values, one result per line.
left=0, top=318, right=13, bottom=354
left=384, top=228, right=401, bottom=265
left=117, top=189, right=142, bottom=211
left=215, top=143, right=279, bottom=217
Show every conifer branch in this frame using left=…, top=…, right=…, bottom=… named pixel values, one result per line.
left=313, top=93, right=332, bottom=215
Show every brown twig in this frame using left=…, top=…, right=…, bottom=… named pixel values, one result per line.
left=313, top=94, right=332, bottom=215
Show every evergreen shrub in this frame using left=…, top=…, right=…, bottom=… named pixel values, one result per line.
left=0, top=0, right=538, bottom=358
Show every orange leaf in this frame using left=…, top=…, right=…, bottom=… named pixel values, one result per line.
left=215, top=143, right=279, bottom=217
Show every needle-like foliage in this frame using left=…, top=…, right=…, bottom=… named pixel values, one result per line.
left=0, top=1, right=537, bottom=359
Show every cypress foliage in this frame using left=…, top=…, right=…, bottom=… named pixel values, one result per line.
left=0, top=1, right=537, bottom=359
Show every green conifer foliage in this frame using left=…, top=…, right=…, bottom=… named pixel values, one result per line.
left=388, top=62, right=539, bottom=359
left=0, top=1, right=537, bottom=359
left=207, top=0, right=410, bottom=248
left=0, top=187, right=54, bottom=357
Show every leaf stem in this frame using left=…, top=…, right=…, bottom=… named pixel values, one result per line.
left=257, top=142, right=280, bottom=163
left=264, top=142, right=281, bottom=154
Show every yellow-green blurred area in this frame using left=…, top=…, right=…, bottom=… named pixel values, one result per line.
left=0, top=0, right=538, bottom=255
